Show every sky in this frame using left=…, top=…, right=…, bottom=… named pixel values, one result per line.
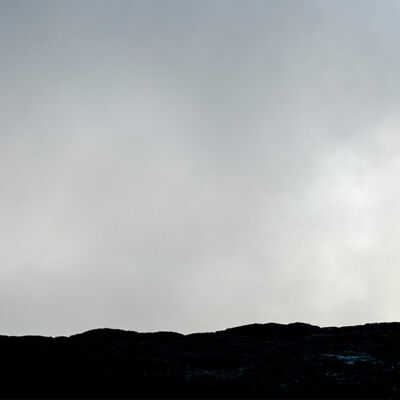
left=1, top=0, right=400, bottom=336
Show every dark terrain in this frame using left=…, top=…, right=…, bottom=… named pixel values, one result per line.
left=2, top=322, right=400, bottom=398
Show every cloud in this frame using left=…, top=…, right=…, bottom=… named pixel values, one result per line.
left=1, top=0, right=400, bottom=335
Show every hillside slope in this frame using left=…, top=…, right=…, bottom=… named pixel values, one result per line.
left=2, top=322, right=400, bottom=398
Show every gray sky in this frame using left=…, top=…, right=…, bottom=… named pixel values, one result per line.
left=1, top=0, right=400, bottom=336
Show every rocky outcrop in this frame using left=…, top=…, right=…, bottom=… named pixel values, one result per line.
left=2, top=322, right=400, bottom=398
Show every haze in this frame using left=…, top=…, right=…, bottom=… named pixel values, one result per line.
left=1, top=0, right=400, bottom=336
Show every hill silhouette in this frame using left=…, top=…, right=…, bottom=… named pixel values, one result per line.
left=2, top=322, right=400, bottom=398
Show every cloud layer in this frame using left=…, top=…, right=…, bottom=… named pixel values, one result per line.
left=1, top=0, right=400, bottom=335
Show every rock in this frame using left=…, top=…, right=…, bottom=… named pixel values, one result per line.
left=1, top=322, right=400, bottom=398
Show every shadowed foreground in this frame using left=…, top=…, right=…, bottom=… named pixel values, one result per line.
left=2, top=322, right=400, bottom=398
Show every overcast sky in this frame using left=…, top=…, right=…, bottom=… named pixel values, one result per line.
left=1, top=0, right=400, bottom=336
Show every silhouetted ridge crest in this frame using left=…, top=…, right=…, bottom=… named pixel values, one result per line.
left=70, top=328, right=184, bottom=344
left=70, top=328, right=140, bottom=341
left=218, top=322, right=320, bottom=338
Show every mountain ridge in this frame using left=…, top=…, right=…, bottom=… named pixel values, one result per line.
left=5, top=320, right=400, bottom=339
left=2, top=321, right=400, bottom=398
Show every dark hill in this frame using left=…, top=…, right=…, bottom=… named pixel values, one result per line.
left=2, top=322, right=400, bottom=398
